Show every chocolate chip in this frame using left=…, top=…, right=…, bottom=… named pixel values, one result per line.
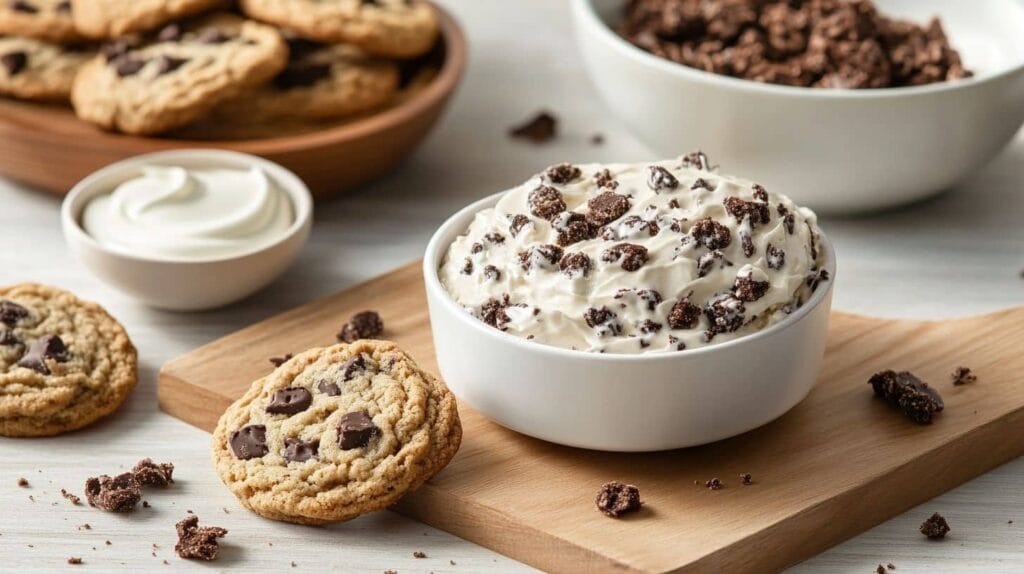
left=8, top=0, right=37, bottom=13
left=157, top=23, right=183, bottom=42
left=647, top=166, right=679, bottom=192
left=266, top=387, right=313, bottom=415
left=341, top=353, right=373, bottom=381
left=615, top=288, right=663, bottom=311
left=724, top=197, right=770, bottom=227
left=587, top=192, right=631, bottom=227
left=229, top=425, right=268, bottom=459
left=338, top=411, right=377, bottom=450
left=132, top=459, right=174, bottom=487
left=196, top=28, right=231, bottom=44
left=951, top=366, right=976, bottom=386
left=509, top=111, right=557, bottom=143
left=553, top=212, right=594, bottom=247
left=595, top=482, right=641, bottom=518
left=668, top=297, right=701, bottom=329
left=920, top=512, right=950, bottom=539
left=155, top=55, right=188, bottom=75
left=0, top=330, right=19, bottom=346
left=338, top=310, right=384, bottom=343
left=508, top=214, right=531, bottom=237
left=690, top=217, right=732, bottom=250
left=519, top=244, right=563, bottom=272
left=0, top=300, right=27, bottom=326
left=101, top=38, right=139, bottom=62
left=113, top=56, right=147, bottom=77
left=528, top=185, right=566, bottom=220
left=869, top=370, right=944, bottom=424
left=84, top=473, right=141, bottom=513
left=595, top=168, right=618, bottom=190
left=697, top=250, right=732, bottom=278
left=559, top=252, right=591, bottom=279
left=483, top=265, right=501, bottom=281
left=766, top=244, right=786, bottom=270
left=704, top=293, right=746, bottom=339
left=680, top=151, right=712, bottom=171
left=17, top=334, right=68, bottom=375
left=282, top=437, right=319, bottom=463
left=733, top=268, right=770, bottom=302
left=1, top=51, right=27, bottom=76
left=175, top=515, right=227, bottom=561
left=601, top=243, right=648, bottom=272
left=584, top=306, right=622, bottom=336
left=545, top=163, right=581, bottom=184
left=274, top=61, right=332, bottom=89
left=317, top=380, right=341, bottom=396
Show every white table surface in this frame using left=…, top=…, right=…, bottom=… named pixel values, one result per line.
left=2, top=1, right=1023, bottom=572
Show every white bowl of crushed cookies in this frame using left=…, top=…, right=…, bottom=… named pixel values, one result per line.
left=572, top=0, right=1024, bottom=214
left=61, top=149, right=313, bottom=311
left=424, top=155, right=835, bottom=451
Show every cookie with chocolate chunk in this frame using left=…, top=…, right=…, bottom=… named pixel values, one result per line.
left=0, top=0, right=82, bottom=43
left=239, top=0, right=437, bottom=59
left=212, top=340, right=461, bottom=525
left=71, top=13, right=286, bottom=135
left=70, top=0, right=225, bottom=38
left=0, top=36, right=93, bottom=101
left=0, top=283, right=137, bottom=437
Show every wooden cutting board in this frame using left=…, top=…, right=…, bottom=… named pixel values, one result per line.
left=158, top=261, right=1024, bottom=574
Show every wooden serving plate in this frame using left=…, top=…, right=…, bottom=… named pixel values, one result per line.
left=159, top=262, right=1024, bottom=574
left=0, top=4, right=465, bottom=200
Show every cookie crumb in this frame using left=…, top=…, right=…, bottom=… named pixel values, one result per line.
left=875, top=566, right=886, bottom=574
left=951, top=366, right=977, bottom=386
left=132, top=459, right=175, bottom=487
left=739, top=473, right=753, bottom=485
left=509, top=110, right=557, bottom=144
left=78, top=524, right=91, bottom=530
left=291, top=562, right=297, bottom=567
left=450, top=560, right=456, bottom=565
left=142, top=501, right=151, bottom=508
left=887, top=564, right=896, bottom=570
left=869, top=370, right=944, bottom=424
left=105, top=541, right=111, bottom=546
left=705, top=478, right=724, bottom=490
left=61, top=489, right=82, bottom=505
left=85, top=473, right=142, bottom=513
left=595, top=481, right=641, bottom=517
left=337, top=310, right=385, bottom=343
left=920, top=512, right=950, bottom=539
left=17, top=478, right=28, bottom=487
left=67, top=557, right=82, bottom=565
left=269, top=354, right=293, bottom=367
left=384, top=570, right=397, bottom=574
left=413, top=551, right=427, bottom=559
left=175, top=515, right=228, bottom=561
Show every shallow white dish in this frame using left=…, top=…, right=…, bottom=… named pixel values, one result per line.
left=423, top=193, right=836, bottom=452
left=573, top=0, right=1024, bottom=214
left=62, top=149, right=313, bottom=311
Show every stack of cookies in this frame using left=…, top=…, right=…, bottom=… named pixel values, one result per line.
left=0, top=0, right=439, bottom=136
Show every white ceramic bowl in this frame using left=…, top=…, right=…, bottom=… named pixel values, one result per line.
left=573, top=0, right=1024, bottom=214
left=62, top=149, right=313, bottom=311
left=424, top=193, right=836, bottom=452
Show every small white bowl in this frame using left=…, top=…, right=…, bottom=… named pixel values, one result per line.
left=573, top=0, right=1024, bottom=214
left=62, top=149, right=313, bottom=311
left=424, top=193, right=836, bottom=452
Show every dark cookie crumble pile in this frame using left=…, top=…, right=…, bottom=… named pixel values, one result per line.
left=595, top=481, right=642, bottom=517
left=869, top=370, right=943, bottom=424
left=919, top=512, right=950, bottom=539
left=175, top=515, right=228, bottom=561
left=618, top=0, right=972, bottom=89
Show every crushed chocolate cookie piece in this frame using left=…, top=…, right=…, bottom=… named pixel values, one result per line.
left=705, top=293, right=746, bottom=339
left=338, top=411, right=377, bottom=450
left=705, top=478, right=723, bottom=490
left=509, top=111, right=557, bottom=143
left=740, top=233, right=754, bottom=258
left=528, top=185, right=566, bottom=220
left=519, top=244, right=564, bottom=272
left=413, top=551, right=427, bottom=559
left=690, top=217, right=732, bottom=250
left=740, top=473, right=753, bottom=485
left=545, top=163, right=582, bottom=184
left=697, top=250, right=732, bottom=278
left=601, top=243, right=648, bottom=272
left=17, top=477, right=28, bottom=487
left=691, top=178, right=715, bottom=192
left=484, top=232, right=505, bottom=245
left=595, top=168, right=618, bottom=190
left=85, top=473, right=142, bottom=513
left=229, top=424, right=268, bottom=460
left=920, top=512, right=950, bottom=539
left=460, top=257, right=473, bottom=275
left=733, top=267, right=770, bottom=302
left=266, top=387, right=313, bottom=416
left=269, top=354, right=293, bottom=367
left=175, top=515, right=227, bottom=561
left=337, top=310, right=384, bottom=343
left=480, top=295, right=523, bottom=330
left=587, top=192, right=631, bottom=227
left=616, top=215, right=659, bottom=239
left=752, top=184, right=769, bottom=202
left=766, top=244, right=786, bottom=270
left=869, top=370, right=944, bottom=424
left=483, top=265, right=501, bottom=281
left=887, top=564, right=895, bottom=571
left=470, top=242, right=484, bottom=254
left=595, top=481, right=641, bottom=518
left=584, top=307, right=622, bottom=337
left=723, top=197, right=770, bottom=227
left=132, top=459, right=174, bottom=487
left=67, top=557, right=82, bottom=565
left=61, top=489, right=82, bottom=505
left=680, top=151, right=712, bottom=171
left=951, top=366, right=976, bottom=386
left=647, top=165, right=679, bottom=192
left=142, top=500, right=150, bottom=508
left=553, top=212, right=595, bottom=247
left=17, top=334, right=69, bottom=375
left=508, top=214, right=532, bottom=237
left=668, top=297, right=701, bottom=330
left=615, top=288, right=663, bottom=311
left=559, top=252, right=592, bottom=279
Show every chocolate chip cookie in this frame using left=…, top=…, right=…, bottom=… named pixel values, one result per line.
left=0, top=37, right=93, bottom=101
left=239, top=0, right=438, bottom=59
left=70, top=0, right=225, bottom=38
left=212, top=340, right=461, bottom=525
left=0, top=0, right=83, bottom=43
left=71, top=12, right=287, bottom=135
left=0, top=284, right=137, bottom=437
left=215, top=37, right=399, bottom=122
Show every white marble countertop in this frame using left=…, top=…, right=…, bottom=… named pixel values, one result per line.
left=1, top=1, right=1023, bottom=572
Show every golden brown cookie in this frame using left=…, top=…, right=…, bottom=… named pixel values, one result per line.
left=211, top=340, right=461, bottom=525
left=0, top=284, right=137, bottom=437
left=0, top=36, right=94, bottom=102
left=0, top=0, right=83, bottom=43
left=70, top=0, right=226, bottom=38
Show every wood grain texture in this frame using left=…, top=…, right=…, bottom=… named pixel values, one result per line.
left=159, top=261, right=1024, bottom=574
left=0, top=3, right=465, bottom=199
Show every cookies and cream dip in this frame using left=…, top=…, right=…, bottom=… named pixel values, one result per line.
left=82, top=164, right=293, bottom=261
left=439, top=153, right=827, bottom=354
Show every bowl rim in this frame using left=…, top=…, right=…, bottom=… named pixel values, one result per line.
left=61, top=148, right=313, bottom=265
left=572, top=0, right=1024, bottom=100
left=423, top=190, right=837, bottom=363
